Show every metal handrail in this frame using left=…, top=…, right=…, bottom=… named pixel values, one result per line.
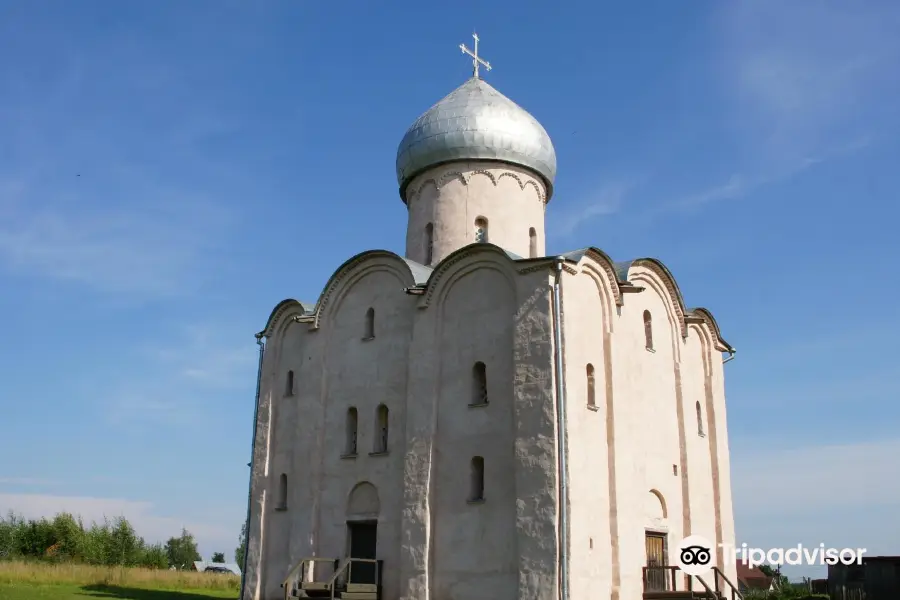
left=642, top=564, right=744, bottom=600
left=282, top=560, right=306, bottom=600
left=712, top=566, right=744, bottom=600
left=328, top=560, right=350, bottom=600
left=281, top=558, right=338, bottom=600
left=694, top=573, right=718, bottom=598
left=328, top=558, right=381, bottom=600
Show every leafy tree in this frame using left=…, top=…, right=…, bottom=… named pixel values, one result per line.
left=0, top=512, right=25, bottom=559
left=51, top=513, right=83, bottom=561
left=141, top=543, right=169, bottom=569
left=165, top=528, right=201, bottom=569
left=79, top=520, right=112, bottom=565
left=212, top=551, right=225, bottom=563
left=107, top=516, right=144, bottom=566
left=18, top=518, right=54, bottom=557
left=235, top=519, right=247, bottom=567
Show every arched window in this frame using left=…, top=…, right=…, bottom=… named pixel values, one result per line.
left=472, top=362, right=488, bottom=405
left=374, top=404, right=389, bottom=453
left=696, top=401, right=704, bottom=436
left=278, top=473, right=288, bottom=509
left=474, top=217, right=488, bottom=243
left=469, top=456, right=485, bottom=501
left=425, top=223, right=434, bottom=265
left=345, top=407, right=358, bottom=455
left=285, top=370, right=294, bottom=396
left=529, top=227, right=537, bottom=258
left=586, top=364, right=596, bottom=407
left=643, top=310, right=653, bottom=350
left=364, top=307, right=375, bottom=339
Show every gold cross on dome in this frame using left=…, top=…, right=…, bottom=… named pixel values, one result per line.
left=459, top=32, right=491, bottom=78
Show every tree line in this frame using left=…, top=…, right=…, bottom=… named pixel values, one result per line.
left=0, top=511, right=247, bottom=571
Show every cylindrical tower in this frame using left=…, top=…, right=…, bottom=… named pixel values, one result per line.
left=396, top=76, right=557, bottom=265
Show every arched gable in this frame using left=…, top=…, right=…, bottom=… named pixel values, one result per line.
left=260, top=299, right=315, bottom=338
left=617, top=258, right=689, bottom=340
left=686, top=308, right=734, bottom=353
left=259, top=251, right=429, bottom=337
left=572, top=248, right=623, bottom=332
left=312, top=250, right=422, bottom=329
left=421, top=242, right=520, bottom=309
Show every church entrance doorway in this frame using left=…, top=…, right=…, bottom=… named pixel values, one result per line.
left=644, top=531, right=669, bottom=592
left=347, top=521, right=377, bottom=585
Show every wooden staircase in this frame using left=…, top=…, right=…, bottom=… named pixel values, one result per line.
left=643, top=566, right=743, bottom=600
left=282, top=557, right=383, bottom=600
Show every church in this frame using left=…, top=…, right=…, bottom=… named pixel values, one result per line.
left=242, top=35, right=739, bottom=600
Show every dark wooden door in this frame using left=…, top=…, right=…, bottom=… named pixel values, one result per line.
left=348, top=521, right=377, bottom=584
left=645, top=532, right=669, bottom=591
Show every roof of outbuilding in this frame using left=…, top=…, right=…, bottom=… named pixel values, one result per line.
left=193, top=561, right=241, bottom=575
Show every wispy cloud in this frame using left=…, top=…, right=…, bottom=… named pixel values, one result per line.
left=0, top=478, right=59, bottom=486
left=733, top=437, right=900, bottom=516
left=0, top=17, right=245, bottom=298
left=720, top=1, right=899, bottom=158
left=661, top=134, right=874, bottom=215
left=0, top=192, right=232, bottom=296
left=552, top=3, right=897, bottom=233
left=732, top=437, right=900, bottom=577
left=550, top=180, right=635, bottom=238
left=102, top=322, right=257, bottom=426
left=148, top=324, right=258, bottom=390
left=651, top=2, right=898, bottom=217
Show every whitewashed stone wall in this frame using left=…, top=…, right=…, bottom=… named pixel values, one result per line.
left=243, top=248, right=737, bottom=600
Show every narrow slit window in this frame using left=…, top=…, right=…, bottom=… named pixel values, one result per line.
left=474, top=217, right=488, bottom=243
left=346, top=407, right=358, bottom=455
left=425, top=223, right=434, bottom=265
left=374, top=404, right=389, bottom=453
left=529, top=227, right=537, bottom=258
left=586, top=364, right=596, bottom=407
left=472, top=362, right=488, bottom=405
left=696, top=401, right=704, bottom=436
left=643, top=310, right=653, bottom=350
left=469, top=456, right=485, bottom=501
left=278, top=473, right=288, bottom=509
left=364, top=308, right=375, bottom=339
left=285, top=370, right=294, bottom=396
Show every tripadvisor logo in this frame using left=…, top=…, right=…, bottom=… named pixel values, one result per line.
left=677, top=535, right=716, bottom=576
left=675, top=535, right=868, bottom=575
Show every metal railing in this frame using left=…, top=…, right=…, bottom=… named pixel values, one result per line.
left=281, top=558, right=339, bottom=600
left=328, top=558, right=382, bottom=600
left=642, top=565, right=744, bottom=599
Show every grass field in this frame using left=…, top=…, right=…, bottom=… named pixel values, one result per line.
left=0, top=561, right=240, bottom=600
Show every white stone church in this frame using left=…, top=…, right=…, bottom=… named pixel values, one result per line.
left=242, top=37, right=739, bottom=600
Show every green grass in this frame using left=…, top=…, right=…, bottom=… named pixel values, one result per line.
left=0, top=582, right=236, bottom=600
left=0, top=561, right=241, bottom=600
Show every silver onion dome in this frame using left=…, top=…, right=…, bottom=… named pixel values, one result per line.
left=396, top=77, right=557, bottom=201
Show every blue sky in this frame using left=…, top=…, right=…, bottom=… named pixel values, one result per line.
left=1, top=0, right=898, bottom=577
